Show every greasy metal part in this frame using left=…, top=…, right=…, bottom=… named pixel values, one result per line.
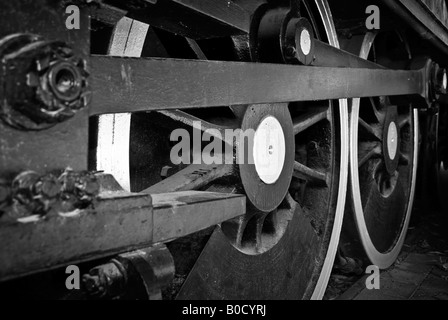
left=250, top=6, right=317, bottom=65
left=287, top=18, right=316, bottom=65
left=0, top=34, right=89, bottom=130
left=90, top=56, right=425, bottom=115
left=0, top=0, right=90, bottom=175
left=250, top=6, right=290, bottom=63
left=246, top=3, right=382, bottom=67
left=410, top=57, right=446, bottom=105
left=118, top=245, right=174, bottom=300
left=0, top=169, right=99, bottom=220
left=0, top=178, right=151, bottom=282
left=83, top=259, right=127, bottom=298
left=83, top=245, right=174, bottom=300
left=0, top=172, right=245, bottom=282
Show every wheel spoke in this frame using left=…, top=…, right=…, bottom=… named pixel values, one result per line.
left=186, top=38, right=207, bottom=60
left=158, top=109, right=237, bottom=144
left=231, top=210, right=259, bottom=248
left=398, top=114, right=411, bottom=129
left=358, top=141, right=382, bottom=167
left=235, top=214, right=251, bottom=248
left=284, top=193, right=298, bottom=211
left=293, top=161, right=328, bottom=187
left=141, top=163, right=233, bottom=194
left=229, top=105, right=248, bottom=120
left=399, top=152, right=410, bottom=166
left=359, top=117, right=383, bottom=141
left=293, top=107, right=330, bottom=135
left=254, top=212, right=270, bottom=252
left=370, top=97, right=386, bottom=124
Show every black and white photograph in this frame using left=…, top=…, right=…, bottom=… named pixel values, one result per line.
left=0, top=0, right=448, bottom=307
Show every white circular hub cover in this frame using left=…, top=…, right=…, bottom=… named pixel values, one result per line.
left=253, top=116, right=286, bottom=185
left=300, top=29, right=311, bottom=56
left=387, top=122, right=398, bottom=160
left=443, top=72, right=447, bottom=91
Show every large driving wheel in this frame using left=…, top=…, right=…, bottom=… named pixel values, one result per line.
left=341, top=31, right=419, bottom=269
left=93, top=0, right=349, bottom=299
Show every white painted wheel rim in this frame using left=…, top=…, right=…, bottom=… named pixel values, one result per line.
left=350, top=101, right=418, bottom=269
left=349, top=33, right=419, bottom=269
left=311, top=0, right=349, bottom=300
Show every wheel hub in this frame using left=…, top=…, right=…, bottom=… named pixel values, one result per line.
left=299, top=29, right=312, bottom=56
left=382, top=106, right=400, bottom=175
left=250, top=6, right=315, bottom=65
left=386, top=122, right=398, bottom=161
left=239, top=104, right=294, bottom=212
left=253, top=116, right=286, bottom=185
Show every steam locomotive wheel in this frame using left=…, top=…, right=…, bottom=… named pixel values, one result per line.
left=342, top=32, right=418, bottom=269
left=95, top=0, right=348, bottom=299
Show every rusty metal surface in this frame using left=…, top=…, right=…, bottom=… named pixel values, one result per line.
left=0, top=171, right=245, bottom=282
left=0, top=184, right=153, bottom=282
left=0, top=169, right=99, bottom=220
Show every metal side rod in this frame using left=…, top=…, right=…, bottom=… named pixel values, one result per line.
left=90, top=56, right=425, bottom=115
